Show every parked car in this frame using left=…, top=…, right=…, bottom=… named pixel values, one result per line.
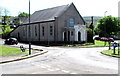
left=4, top=38, right=18, bottom=45
left=111, top=35, right=120, bottom=40
left=10, top=25, right=16, bottom=28
left=99, top=37, right=108, bottom=41
left=108, top=38, right=114, bottom=42
left=93, top=37, right=101, bottom=40
left=99, top=37, right=114, bottom=42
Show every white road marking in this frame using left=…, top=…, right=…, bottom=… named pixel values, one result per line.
left=61, top=70, right=70, bottom=73
left=41, top=66, right=47, bottom=68
left=45, top=65, right=51, bottom=68
left=70, top=72, right=77, bottom=74
left=47, top=68, right=54, bottom=71
left=54, top=68, right=60, bottom=71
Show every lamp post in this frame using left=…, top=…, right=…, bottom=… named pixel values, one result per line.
left=29, top=0, right=31, bottom=55
left=104, top=11, right=107, bottom=17
left=104, top=11, right=107, bottom=46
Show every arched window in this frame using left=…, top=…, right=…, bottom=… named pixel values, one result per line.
left=35, top=26, right=37, bottom=36
left=69, top=18, right=75, bottom=27
left=78, top=31, right=81, bottom=41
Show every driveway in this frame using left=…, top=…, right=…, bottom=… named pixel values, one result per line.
left=0, top=38, right=118, bottom=74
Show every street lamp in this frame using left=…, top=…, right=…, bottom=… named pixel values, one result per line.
left=104, top=11, right=107, bottom=17
left=104, top=11, right=109, bottom=47
left=104, top=11, right=107, bottom=37
left=29, top=0, right=31, bottom=55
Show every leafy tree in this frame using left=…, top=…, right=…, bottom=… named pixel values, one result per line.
left=0, top=25, right=13, bottom=34
left=0, top=7, right=11, bottom=23
left=18, top=12, right=29, bottom=17
left=94, top=16, right=120, bottom=37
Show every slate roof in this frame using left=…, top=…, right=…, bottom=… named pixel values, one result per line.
left=23, top=4, right=70, bottom=24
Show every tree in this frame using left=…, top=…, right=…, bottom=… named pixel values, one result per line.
left=94, top=16, right=120, bottom=37
left=87, top=28, right=93, bottom=42
left=0, top=25, right=12, bottom=34
left=18, top=12, right=29, bottom=17
left=0, top=7, right=11, bottom=23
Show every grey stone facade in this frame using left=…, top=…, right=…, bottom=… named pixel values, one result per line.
left=10, top=3, right=87, bottom=43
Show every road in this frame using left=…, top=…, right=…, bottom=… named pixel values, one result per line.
left=0, top=40, right=118, bottom=74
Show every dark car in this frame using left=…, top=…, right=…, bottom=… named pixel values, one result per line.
left=4, top=38, right=18, bottom=45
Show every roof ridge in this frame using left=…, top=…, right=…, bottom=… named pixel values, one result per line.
left=23, top=3, right=72, bottom=24
left=36, top=4, right=69, bottom=12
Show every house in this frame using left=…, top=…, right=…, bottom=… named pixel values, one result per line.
left=83, top=16, right=102, bottom=27
left=10, top=3, right=87, bottom=43
left=10, top=17, right=28, bottom=24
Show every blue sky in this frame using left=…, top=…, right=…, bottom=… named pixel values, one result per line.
left=0, top=0, right=119, bottom=17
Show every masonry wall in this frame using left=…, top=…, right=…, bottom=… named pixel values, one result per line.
left=26, top=21, right=55, bottom=42
left=56, top=4, right=85, bottom=41
left=11, top=21, right=55, bottom=42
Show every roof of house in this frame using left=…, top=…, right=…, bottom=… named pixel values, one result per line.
left=23, top=4, right=70, bottom=24
left=10, top=17, right=28, bottom=23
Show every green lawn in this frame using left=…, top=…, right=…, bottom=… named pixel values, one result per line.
left=95, top=40, right=109, bottom=46
left=101, top=49, right=120, bottom=58
left=64, top=40, right=111, bottom=47
left=0, top=46, right=27, bottom=56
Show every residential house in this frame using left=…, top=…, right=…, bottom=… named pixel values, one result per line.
left=10, top=3, right=87, bottom=43
left=10, top=17, right=28, bottom=24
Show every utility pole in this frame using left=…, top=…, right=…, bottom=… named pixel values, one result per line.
left=91, top=16, right=94, bottom=44
left=29, top=0, right=31, bottom=55
left=104, top=11, right=107, bottom=17
left=89, top=16, right=94, bottom=44
left=104, top=11, right=107, bottom=37
left=104, top=11, right=107, bottom=46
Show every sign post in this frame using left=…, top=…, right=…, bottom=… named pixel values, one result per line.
left=112, top=42, right=118, bottom=55
left=118, top=44, right=120, bottom=55
left=108, top=42, right=111, bottom=50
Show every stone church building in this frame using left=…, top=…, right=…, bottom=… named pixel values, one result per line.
left=10, top=3, right=87, bottom=43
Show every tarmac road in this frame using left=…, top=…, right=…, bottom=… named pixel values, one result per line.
left=0, top=41, right=118, bottom=74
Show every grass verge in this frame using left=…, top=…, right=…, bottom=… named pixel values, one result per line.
left=101, top=49, right=120, bottom=58
left=0, top=46, right=28, bottom=56
left=64, top=40, right=112, bottom=48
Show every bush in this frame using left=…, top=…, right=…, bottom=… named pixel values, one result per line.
left=0, top=25, right=13, bottom=39
left=87, top=28, right=93, bottom=42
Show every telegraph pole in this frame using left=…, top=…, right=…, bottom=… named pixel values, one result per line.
left=91, top=16, right=94, bottom=44
left=104, top=11, right=107, bottom=46
left=89, top=16, right=94, bottom=44
left=29, top=0, right=31, bottom=55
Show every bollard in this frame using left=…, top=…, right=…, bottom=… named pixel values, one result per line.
left=118, top=44, right=120, bottom=55
left=112, top=42, right=118, bottom=55
left=20, top=45, right=26, bottom=52
left=113, top=46, right=116, bottom=55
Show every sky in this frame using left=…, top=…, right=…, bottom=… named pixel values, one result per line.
left=0, top=0, right=119, bottom=17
